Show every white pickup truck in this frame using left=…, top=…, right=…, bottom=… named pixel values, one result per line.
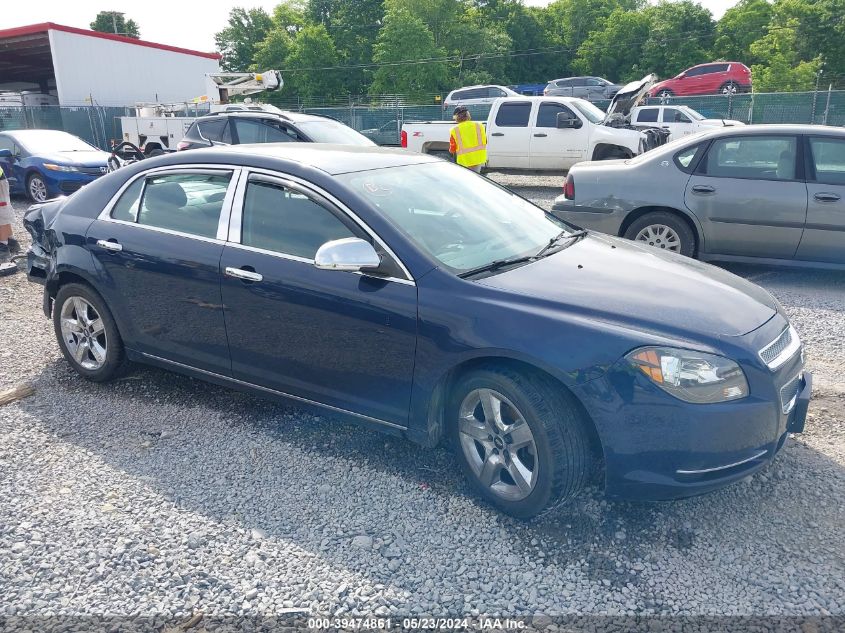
left=401, top=75, right=669, bottom=171
left=629, top=104, right=744, bottom=141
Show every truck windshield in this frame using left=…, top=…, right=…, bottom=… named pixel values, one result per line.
left=571, top=101, right=605, bottom=124
left=338, top=162, right=575, bottom=274
left=297, top=120, right=376, bottom=146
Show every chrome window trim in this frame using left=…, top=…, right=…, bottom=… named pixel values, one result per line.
left=759, top=324, right=802, bottom=371
left=139, top=352, right=407, bottom=431
left=96, top=218, right=227, bottom=246
left=229, top=168, right=416, bottom=285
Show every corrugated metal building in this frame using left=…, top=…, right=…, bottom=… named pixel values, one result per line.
left=0, top=23, right=221, bottom=106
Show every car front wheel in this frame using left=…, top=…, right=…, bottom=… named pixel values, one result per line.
left=624, top=211, right=696, bottom=257
left=451, top=367, right=590, bottom=519
left=27, top=173, right=48, bottom=202
left=53, top=283, right=128, bottom=381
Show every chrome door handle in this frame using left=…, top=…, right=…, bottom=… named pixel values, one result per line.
left=96, top=239, right=123, bottom=252
left=533, top=133, right=548, bottom=138
left=814, top=192, right=841, bottom=202
left=225, top=267, right=263, bottom=282
left=692, top=185, right=716, bottom=194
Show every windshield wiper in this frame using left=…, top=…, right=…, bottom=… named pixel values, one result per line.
left=534, top=229, right=588, bottom=258
left=458, top=255, right=536, bottom=279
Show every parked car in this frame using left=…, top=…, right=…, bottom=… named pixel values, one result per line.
left=649, top=62, right=752, bottom=97
left=24, top=144, right=809, bottom=518
left=0, top=130, right=110, bottom=202
left=553, top=124, right=845, bottom=266
left=177, top=110, right=375, bottom=151
left=403, top=75, right=669, bottom=171
left=543, top=76, right=621, bottom=101
left=359, top=119, right=403, bottom=146
left=442, top=85, right=521, bottom=114
left=629, top=104, right=744, bottom=141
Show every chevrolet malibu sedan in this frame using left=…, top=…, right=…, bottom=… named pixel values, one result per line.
left=24, top=144, right=810, bottom=518
left=0, top=130, right=110, bottom=202
left=554, top=125, right=845, bottom=267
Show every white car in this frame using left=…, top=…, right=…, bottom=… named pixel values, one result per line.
left=629, top=105, right=744, bottom=141
left=442, top=85, right=521, bottom=114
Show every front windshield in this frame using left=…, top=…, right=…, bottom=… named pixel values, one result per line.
left=571, top=100, right=605, bottom=124
left=338, top=162, right=574, bottom=274
left=298, top=120, right=375, bottom=146
left=18, top=131, right=98, bottom=153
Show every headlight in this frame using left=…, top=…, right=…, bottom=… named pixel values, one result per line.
left=43, top=163, right=79, bottom=172
left=626, top=347, right=748, bottom=404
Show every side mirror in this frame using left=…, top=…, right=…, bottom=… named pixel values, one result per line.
left=0, top=149, right=12, bottom=159
left=315, top=237, right=381, bottom=272
left=556, top=112, right=583, bottom=129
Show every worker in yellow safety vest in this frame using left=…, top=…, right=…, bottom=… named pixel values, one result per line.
left=449, top=106, right=487, bottom=172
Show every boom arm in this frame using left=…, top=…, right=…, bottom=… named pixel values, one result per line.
left=201, top=70, right=283, bottom=104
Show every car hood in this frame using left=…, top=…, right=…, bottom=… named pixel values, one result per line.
left=38, top=150, right=110, bottom=167
left=476, top=233, right=777, bottom=338
left=604, top=74, right=658, bottom=120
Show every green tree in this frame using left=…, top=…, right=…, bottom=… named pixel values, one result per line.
left=215, top=7, right=274, bottom=71
left=254, top=29, right=294, bottom=72
left=573, top=8, right=651, bottom=81
left=713, top=0, right=773, bottom=65
left=283, top=25, right=346, bottom=100
left=326, top=0, right=385, bottom=94
left=638, top=0, right=716, bottom=80
left=90, top=11, right=140, bottom=38
left=750, top=19, right=823, bottom=91
left=370, top=8, right=448, bottom=99
left=273, top=0, right=308, bottom=34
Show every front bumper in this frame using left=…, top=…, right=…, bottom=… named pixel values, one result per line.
left=574, top=322, right=810, bottom=501
left=551, top=198, right=626, bottom=236
left=44, top=171, right=102, bottom=197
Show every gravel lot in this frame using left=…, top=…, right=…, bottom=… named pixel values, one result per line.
left=1, top=180, right=844, bottom=629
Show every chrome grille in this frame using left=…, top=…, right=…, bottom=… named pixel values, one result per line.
left=79, top=167, right=107, bottom=176
left=780, top=374, right=802, bottom=414
left=759, top=326, right=800, bottom=370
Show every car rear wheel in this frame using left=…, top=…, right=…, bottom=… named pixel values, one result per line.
left=450, top=367, right=590, bottom=519
left=27, top=173, right=48, bottom=202
left=656, top=89, right=673, bottom=98
left=624, top=211, right=696, bottom=257
left=721, top=82, right=739, bottom=95
left=53, top=283, right=128, bottom=382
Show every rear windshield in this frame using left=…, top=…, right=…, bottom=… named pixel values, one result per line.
left=297, top=120, right=375, bottom=146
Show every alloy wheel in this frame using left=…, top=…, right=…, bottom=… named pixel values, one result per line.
left=29, top=176, right=47, bottom=202
left=721, top=83, right=739, bottom=95
left=60, top=296, right=108, bottom=371
left=458, top=388, right=538, bottom=501
left=634, top=224, right=681, bottom=251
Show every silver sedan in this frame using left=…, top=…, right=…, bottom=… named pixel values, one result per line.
left=553, top=124, right=845, bottom=267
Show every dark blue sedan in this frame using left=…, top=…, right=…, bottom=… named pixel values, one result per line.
left=23, top=144, right=811, bottom=518
left=0, top=129, right=110, bottom=202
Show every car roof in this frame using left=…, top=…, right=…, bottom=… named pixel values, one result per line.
left=163, top=143, right=439, bottom=176
left=199, top=110, right=330, bottom=124
left=696, top=124, right=845, bottom=138
left=450, top=85, right=510, bottom=92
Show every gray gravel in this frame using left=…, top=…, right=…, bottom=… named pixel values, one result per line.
left=1, top=182, right=844, bottom=625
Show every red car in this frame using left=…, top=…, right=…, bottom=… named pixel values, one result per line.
left=649, top=62, right=752, bottom=98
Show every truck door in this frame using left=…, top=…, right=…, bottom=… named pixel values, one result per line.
left=486, top=101, right=532, bottom=169
left=529, top=102, right=587, bottom=170
left=661, top=107, right=695, bottom=140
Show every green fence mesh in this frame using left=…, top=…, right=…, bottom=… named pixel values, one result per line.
left=0, top=91, right=842, bottom=149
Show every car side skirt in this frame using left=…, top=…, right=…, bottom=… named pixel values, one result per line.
left=700, top=252, right=845, bottom=271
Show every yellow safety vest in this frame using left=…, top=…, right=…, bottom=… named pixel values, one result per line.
left=450, top=121, right=487, bottom=167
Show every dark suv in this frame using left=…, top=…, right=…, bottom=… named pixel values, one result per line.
left=177, top=110, right=376, bottom=151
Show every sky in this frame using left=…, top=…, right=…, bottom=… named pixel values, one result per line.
left=3, top=0, right=737, bottom=55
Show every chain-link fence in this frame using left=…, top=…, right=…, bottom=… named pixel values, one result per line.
left=1, top=90, right=842, bottom=149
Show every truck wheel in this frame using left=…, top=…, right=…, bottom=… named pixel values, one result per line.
left=450, top=367, right=590, bottom=519
left=146, top=148, right=165, bottom=157
left=624, top=211, right=696, bottom=257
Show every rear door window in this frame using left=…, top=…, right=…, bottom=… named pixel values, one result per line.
left=495, top=102, right=531, bottom=127
left=701, top=136, right=798, bottom=181
left=127, top=172, right=233, bottom=238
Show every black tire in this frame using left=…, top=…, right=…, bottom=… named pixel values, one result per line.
left=147, top=148, right=165, bottom=157
left=720, top=82, right=739, bottom=95
left=449, top=367, right=590, bottom=519
left=27, top=173, right=48, bottom=203
left=53, top=283, right=129, bottom=382
left=656, top=89, right=673, bottom=98
left=623, top=211, right=696, bottom=258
